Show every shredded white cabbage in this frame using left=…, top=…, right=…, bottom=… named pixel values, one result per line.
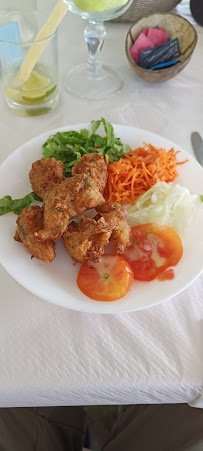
left=126, top=182, right=200, bottom=233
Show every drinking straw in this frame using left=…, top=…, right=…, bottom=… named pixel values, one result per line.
left=13, top=0, right=69, bottom=88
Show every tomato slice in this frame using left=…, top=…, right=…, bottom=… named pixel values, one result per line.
left=77, top=254, right=134, bottom=301
left=124, top=223, right=183, bottom=281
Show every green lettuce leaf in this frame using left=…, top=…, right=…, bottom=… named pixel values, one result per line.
left=0, top=192, right=42, bottom=215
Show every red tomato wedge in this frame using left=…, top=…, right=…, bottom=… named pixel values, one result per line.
left=77, top=255, right=134, bottom=302
left=123, top=223, right=183, bottom=281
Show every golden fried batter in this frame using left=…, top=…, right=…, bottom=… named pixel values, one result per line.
left=63, top=216, right=111, bottom=263
left=35, top=172, right=105, bottom=241
left=63, top=202, right=130, bottom=263
left=14, top=206, right=56, bottom=263
left=36, top=153, right=107, bottom=242
left=29, top=157, right=65, bottom=200
left=96, top=202, right=131, bottom=254
left=72, top=153, right=107, bottom=193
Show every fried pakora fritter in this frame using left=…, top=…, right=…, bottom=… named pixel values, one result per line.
left=14, top=206, right=56, bottom=263
left=96, top=202, right=131, bottom=253
left=35, top=173, right=104, bottom=241
left=36, top=153, right=107, bottom=241
left=72, top=153, right=107, bottom=193
left=63, top=202, right=130, bottom=263
left=29, top=157, right=65, bottom=200
left=63, top=216, right=111, bottom=263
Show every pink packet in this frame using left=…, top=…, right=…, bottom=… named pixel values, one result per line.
left=130, top=32, right=155, bottom=63
left=147, top=28, right=168, bottom=46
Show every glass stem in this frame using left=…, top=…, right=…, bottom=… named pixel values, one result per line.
left=84, top=21, right=107, bottom=80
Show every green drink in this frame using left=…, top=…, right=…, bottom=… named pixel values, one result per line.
left=71, top=0, right=128, bottom=13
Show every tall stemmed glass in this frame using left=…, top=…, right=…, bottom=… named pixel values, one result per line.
left=63, top=0, right=133, bottom=100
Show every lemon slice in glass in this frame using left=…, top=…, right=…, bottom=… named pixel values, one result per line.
left=22, top=71, right=56, bottom=102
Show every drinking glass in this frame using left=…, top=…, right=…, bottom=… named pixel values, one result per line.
left=0, top=11, right=59, bottom=116
left=63, top=0, right=133, bottom=100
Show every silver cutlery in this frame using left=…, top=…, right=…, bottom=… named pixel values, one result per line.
left=191, top=131, right=203, bottom=167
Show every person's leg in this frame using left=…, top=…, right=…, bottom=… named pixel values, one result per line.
left=101, top=404, right=203, bottom=451
left=0, top=406, right=87, bottom=451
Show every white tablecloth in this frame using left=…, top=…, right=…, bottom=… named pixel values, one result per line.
left=0, top=7, right=203, bottom=408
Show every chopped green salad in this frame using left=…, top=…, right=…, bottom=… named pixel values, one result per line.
left=42, top=118, right=130, bottom=177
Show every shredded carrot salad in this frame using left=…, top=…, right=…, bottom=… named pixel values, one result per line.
left=105, top=144, right=188, bottom=204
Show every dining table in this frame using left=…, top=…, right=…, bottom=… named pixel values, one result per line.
left=0, top=1, right=203, bottom=409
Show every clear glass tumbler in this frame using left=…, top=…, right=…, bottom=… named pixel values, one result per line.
left=0, top=11, right=59, bottom=116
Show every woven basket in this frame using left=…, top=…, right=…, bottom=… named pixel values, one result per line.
left=113, top=0, right=182, bottom=22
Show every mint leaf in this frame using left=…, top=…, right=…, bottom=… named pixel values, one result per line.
left=200, top=195, right=203, bottom=202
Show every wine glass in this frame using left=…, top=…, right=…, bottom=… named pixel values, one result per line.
left=63, top=0, right=133, bottom=100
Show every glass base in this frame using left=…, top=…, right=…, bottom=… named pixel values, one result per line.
left=64, top=64, right=123, bottom=100
left=6, top=92, right=59, bottom=117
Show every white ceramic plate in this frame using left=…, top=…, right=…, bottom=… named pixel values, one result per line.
left=0, top=124, right=203, bottom=313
